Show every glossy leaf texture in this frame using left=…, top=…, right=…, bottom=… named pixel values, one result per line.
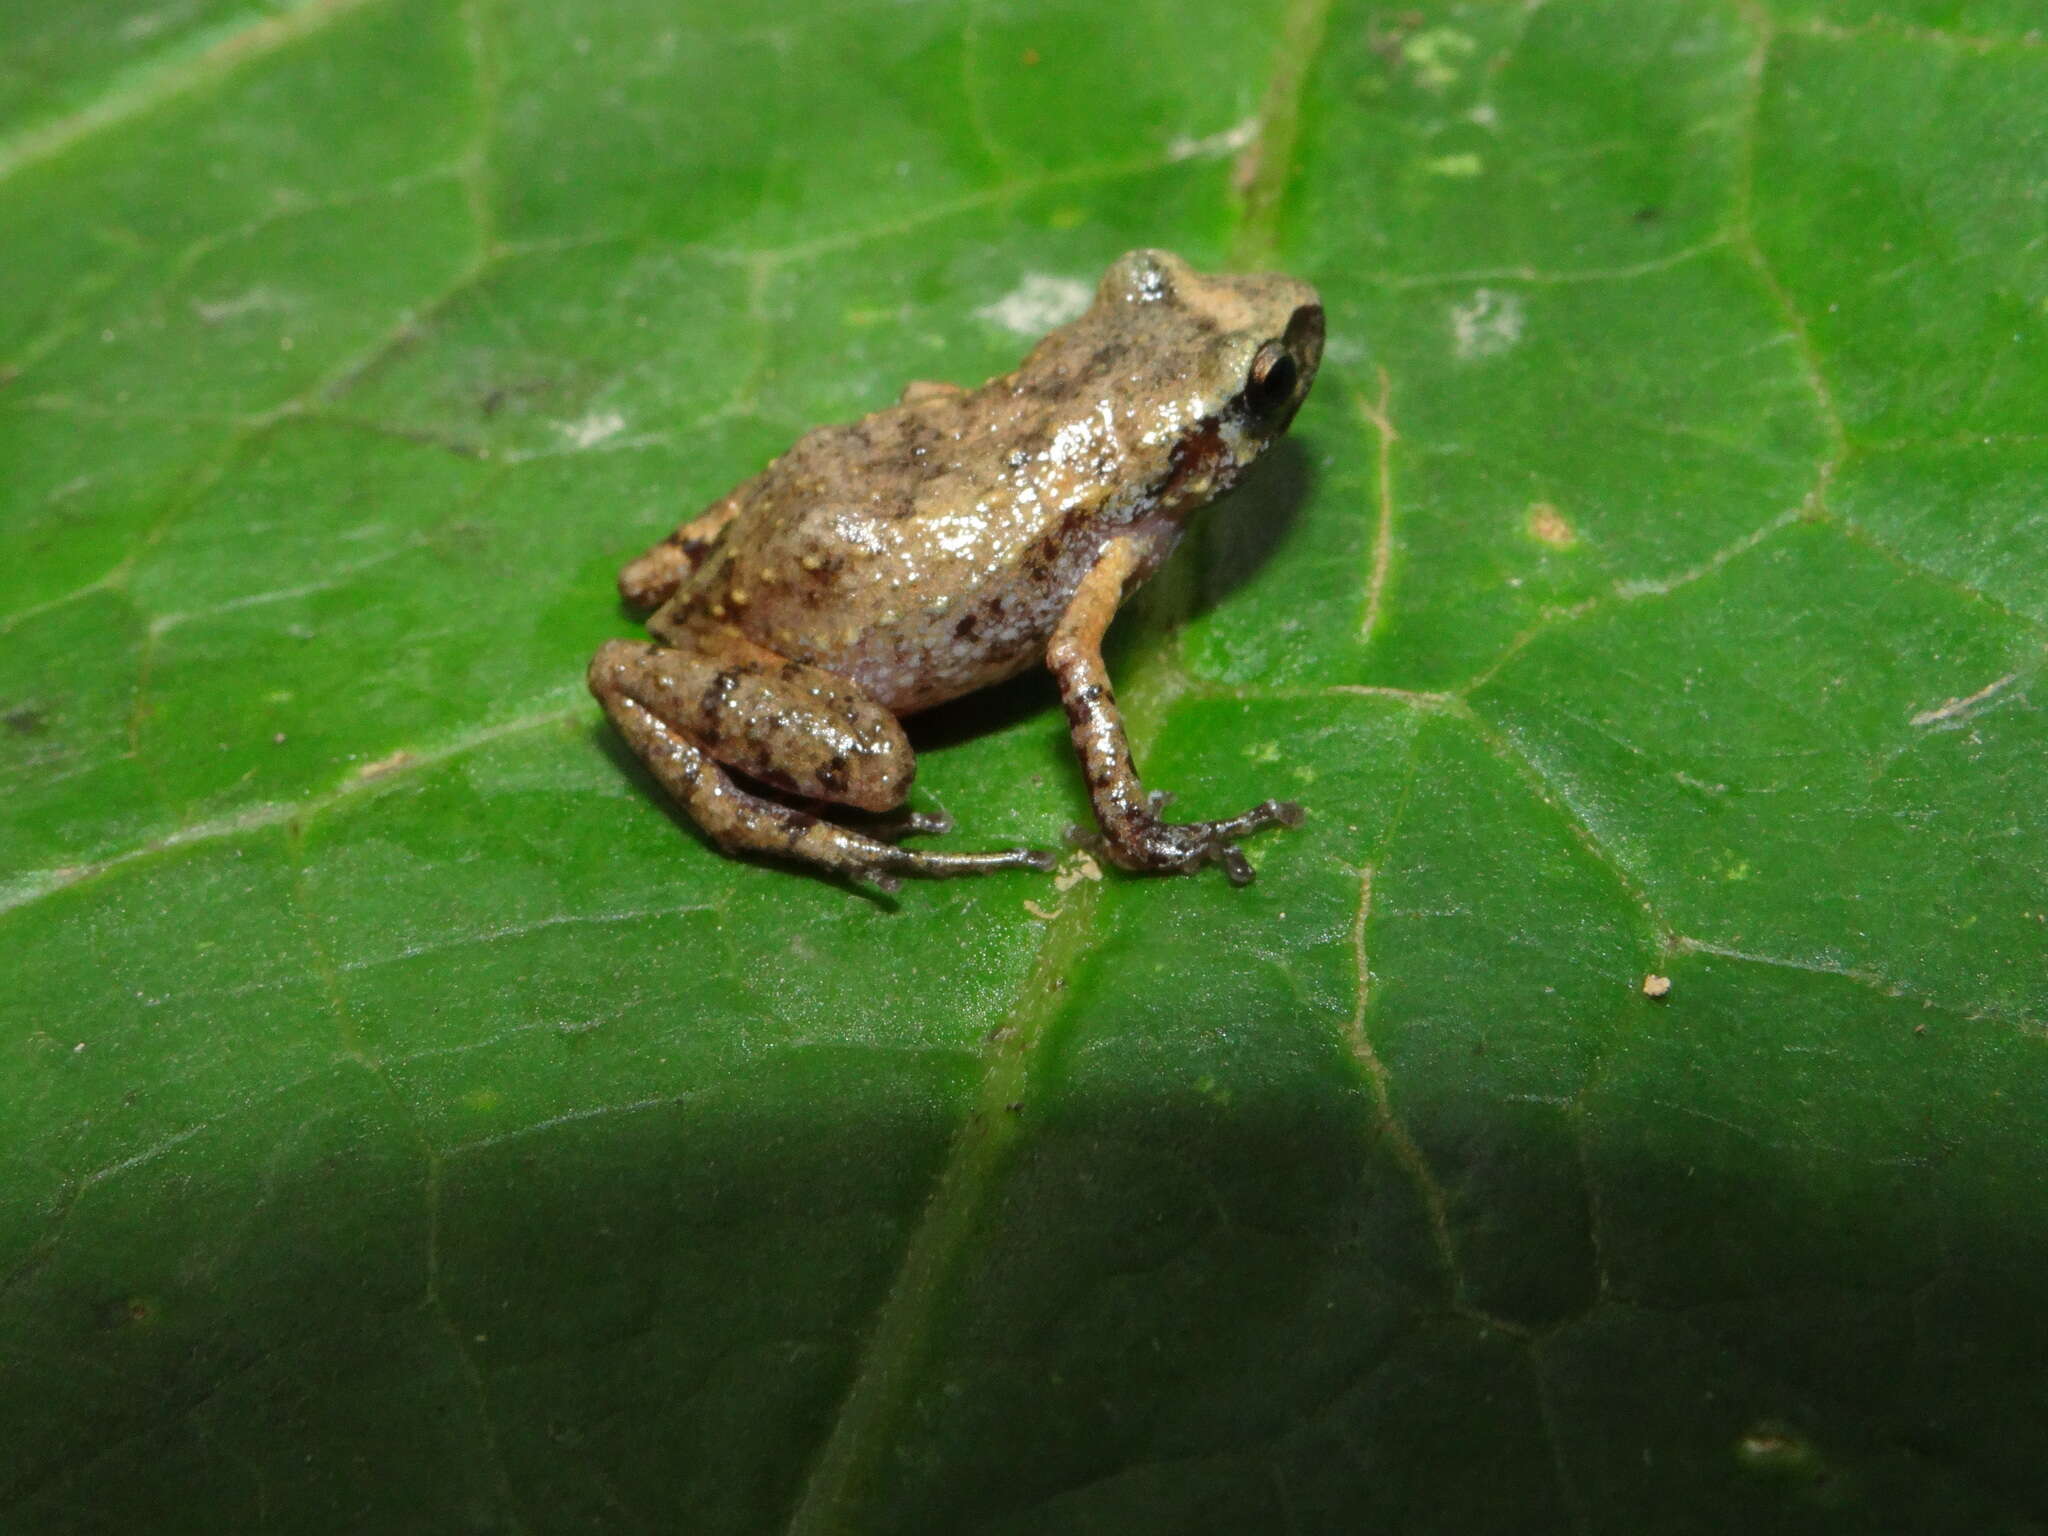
left=4, top=1, right=2045, bottom=1530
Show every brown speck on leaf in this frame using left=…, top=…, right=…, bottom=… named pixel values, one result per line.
left=356, top=750, right=416, bottom=781
left=1020, top=47, right=1040, bottom=65
left=1642, top=973, right=1672, bottom=999
left=1526, top=502, right=1577, bottom=549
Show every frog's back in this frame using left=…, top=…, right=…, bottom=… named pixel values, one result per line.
left=662, top=377, right=1126, bottom=710
left=650, top=253, right=1309, bottom=714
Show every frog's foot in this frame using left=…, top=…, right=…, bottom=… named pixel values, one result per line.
left=1075, top=797, right=1304, bottom=886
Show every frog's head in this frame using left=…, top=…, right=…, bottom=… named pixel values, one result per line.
left=1094, top=249, right=1324, bottom=491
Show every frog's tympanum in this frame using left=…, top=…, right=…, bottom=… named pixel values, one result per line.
left=589, top=249, right=1324, bottom=891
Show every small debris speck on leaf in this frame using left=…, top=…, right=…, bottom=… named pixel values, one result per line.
left=1642, top=973, right=1672, bottom=999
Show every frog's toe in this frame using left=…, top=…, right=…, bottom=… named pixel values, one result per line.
left=1216, top=844, right=1256, bottom=886
left=892, top=806, right=955, bottom=839
left=853, top=804, right=955, bottom=843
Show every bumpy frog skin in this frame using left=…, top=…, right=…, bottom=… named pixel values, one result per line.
left=589, top=249, right=1324, bottom=890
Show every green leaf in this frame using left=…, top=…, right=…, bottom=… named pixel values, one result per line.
left=4, top=0, right=2045, bottom=1530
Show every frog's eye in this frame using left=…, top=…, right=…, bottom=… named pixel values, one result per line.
left=1244, top=341, right=1298, bottom=419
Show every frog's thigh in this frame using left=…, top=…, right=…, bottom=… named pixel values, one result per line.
left=590, top=636, right=911, bottom=810
left=593, top=686, right=896, bottom=884
left=589, top=640, right=1053, bottom=885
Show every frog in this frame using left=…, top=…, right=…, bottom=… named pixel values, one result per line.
left=588, top=248, right=1324, bottom=892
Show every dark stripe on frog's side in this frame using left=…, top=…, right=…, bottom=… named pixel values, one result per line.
left=1154, top=417, right=1226, bottom=513
left=1022, top=531, right=1062, bottom=582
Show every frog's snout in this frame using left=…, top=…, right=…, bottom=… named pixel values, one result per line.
left=1287, top=302, right=1326, bottom=386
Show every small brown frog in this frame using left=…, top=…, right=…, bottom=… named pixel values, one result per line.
left=589, top=249, right=1323, bottom=890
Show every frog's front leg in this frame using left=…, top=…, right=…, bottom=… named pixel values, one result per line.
left=1048, top=536, right=1304, bottom=885
left=589, top=633, right=1054, bottom=890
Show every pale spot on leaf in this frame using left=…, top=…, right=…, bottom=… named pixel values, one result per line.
left=1451, top=288, right=1523, bottom=360
left=975, top=273, right=1091, bottom=337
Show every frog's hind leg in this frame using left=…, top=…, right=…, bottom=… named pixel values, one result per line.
left=617, top=483, right=753, bottom=610
left=589, top=639, right=1053, bottom=889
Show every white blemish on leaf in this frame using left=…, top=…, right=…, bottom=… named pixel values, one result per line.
left=1052, top=850, right=1102, bottom=893
left=1402, top=27, right=1477, bottom=91
left=1423, top=153, right=1483, bottom=178
left=1166, top=117, right=1259, bottom=162
left=119, top=10, right=174, bottom=41
left=1911, top=671, right=2021, bottom=728
left=559, top=410, right=625, bottom=449
left=975, top=273, right=1091, bottom=336
left=1450, top=288, right=1523, bottom=360
left=191, top=287, right=294, bottom=324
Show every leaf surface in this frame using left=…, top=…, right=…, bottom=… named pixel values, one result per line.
left=4, top=1, right=2045, bottom=1530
